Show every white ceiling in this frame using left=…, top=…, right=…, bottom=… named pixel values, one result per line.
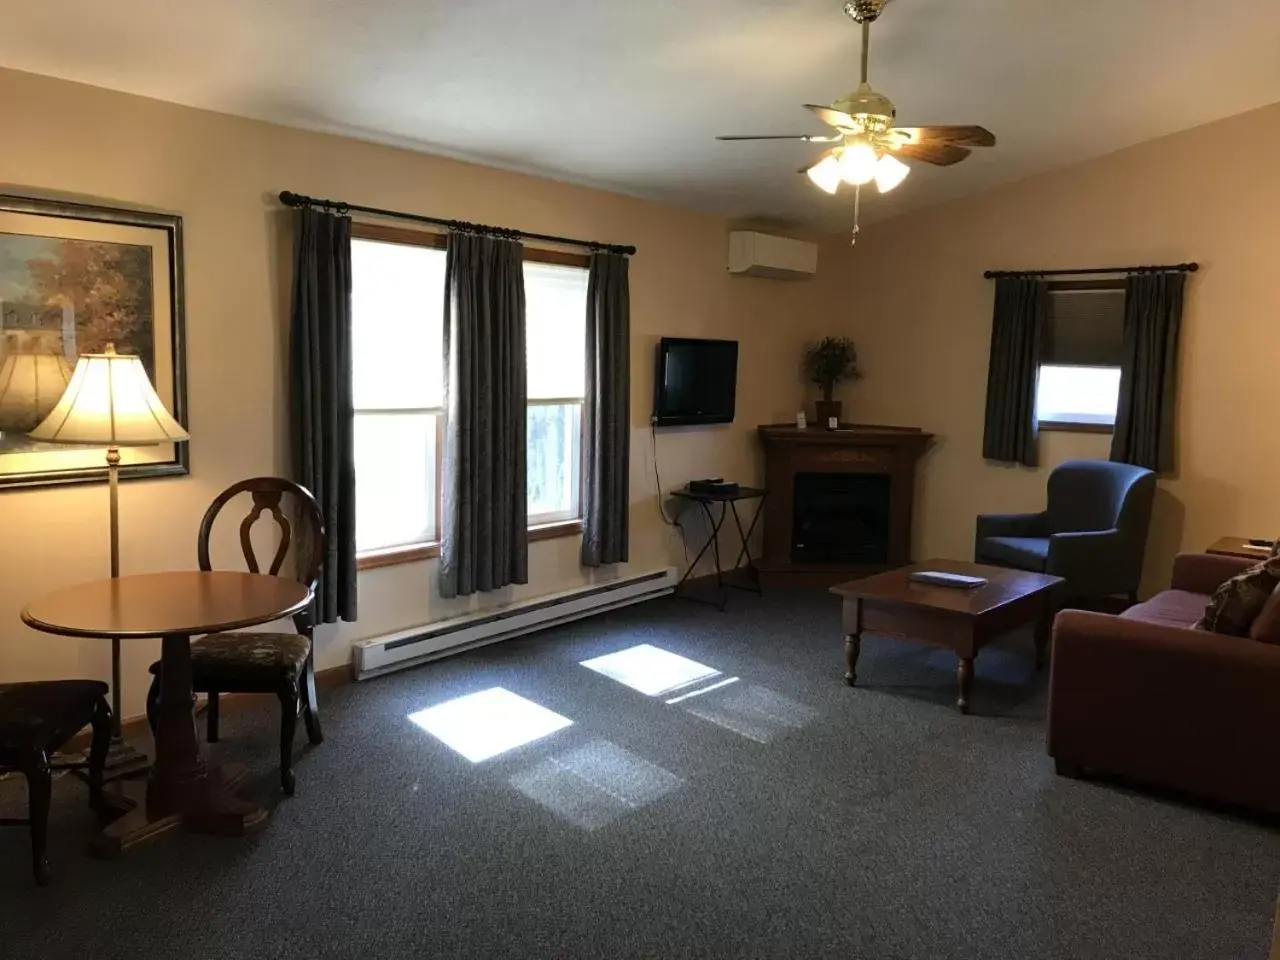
left=2, top=0, right=1280, bottom=231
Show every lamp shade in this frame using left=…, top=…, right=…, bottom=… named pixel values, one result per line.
left=0, top=352, right=74, bottom=433
left=28, top=346, right=188, bottom=446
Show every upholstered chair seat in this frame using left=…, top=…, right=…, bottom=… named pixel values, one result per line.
left=0, top=680, right=111, bottom=885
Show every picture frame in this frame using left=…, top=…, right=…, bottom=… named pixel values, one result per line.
left=0, top=194, right=188, bottom=489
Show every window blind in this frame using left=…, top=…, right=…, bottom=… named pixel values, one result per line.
left=1042, top=288, right=1125, bottom=366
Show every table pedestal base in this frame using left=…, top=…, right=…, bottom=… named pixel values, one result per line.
left=90, top=764, right=266, bottom=859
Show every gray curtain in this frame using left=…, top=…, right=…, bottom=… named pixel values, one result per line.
left=982, top=277, right=1047, bottom=467
left=289, top=207, right=357, bottom=623
left=581, top=252, right=631, bottom=567
left=1110, top=271, right=1186, bottom=472
left=439, top=231, right=528, bottom=598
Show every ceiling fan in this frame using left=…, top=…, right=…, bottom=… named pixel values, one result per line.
left=717, top=0, right=995, bottom=239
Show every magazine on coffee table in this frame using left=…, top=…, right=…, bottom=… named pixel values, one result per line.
left=908, top=570, right=989, bottom=589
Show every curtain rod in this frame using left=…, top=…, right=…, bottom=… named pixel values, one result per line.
left=278, top=191, right=636, bottom=257
left=984, top=262, right=1198, bottom=279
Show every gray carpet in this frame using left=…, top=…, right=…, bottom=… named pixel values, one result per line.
left=2, top=588, right=1277, bottom=959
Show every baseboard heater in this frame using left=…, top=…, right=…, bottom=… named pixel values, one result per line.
left=352, top=567, right=678, bottom=680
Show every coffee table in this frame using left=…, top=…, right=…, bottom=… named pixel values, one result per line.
left=830, top=560, right=1064, bottom=713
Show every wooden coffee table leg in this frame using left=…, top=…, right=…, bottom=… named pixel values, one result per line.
left=956, top=656, right=974, bottom=714
left=844, top=634, right=861, bottom=686
left=843, top=598, right=862, bottom=687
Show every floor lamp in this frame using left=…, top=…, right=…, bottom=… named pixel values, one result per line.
left=28, top=344, right=190, bottom=777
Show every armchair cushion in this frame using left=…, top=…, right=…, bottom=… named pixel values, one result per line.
left=976, top=511, right=1049, bottom=540
left=979, top=536, right=1049, bottom=571
left=1196, top=553, right=1280, bottom=637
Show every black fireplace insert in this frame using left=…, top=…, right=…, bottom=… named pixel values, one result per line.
left=790, top=472, right=891, bottom=565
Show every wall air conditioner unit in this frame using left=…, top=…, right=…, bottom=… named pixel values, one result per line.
left=727, top=231, right=817, bottom=280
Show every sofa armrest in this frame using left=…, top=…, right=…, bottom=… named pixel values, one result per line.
left=1049, top=609, right=1280, bottom=810
left=1170, top=552, right=1254, bottom=595
left=976, top=511, right=1048, bottom=540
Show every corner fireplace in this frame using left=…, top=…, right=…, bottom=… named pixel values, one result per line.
left=755, top=424, right=932, bottom=587
left=791, top=472, right=890, bottom=566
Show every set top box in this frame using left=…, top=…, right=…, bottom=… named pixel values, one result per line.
left=688, top=478, right=740, bottom=496
left=652, top=337, right=738, bottom=427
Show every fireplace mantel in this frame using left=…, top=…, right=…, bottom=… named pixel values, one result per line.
left=756, top=423, right=933, bottom=587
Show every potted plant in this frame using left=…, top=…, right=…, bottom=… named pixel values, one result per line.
left=803, top=336, right=861, bottom=426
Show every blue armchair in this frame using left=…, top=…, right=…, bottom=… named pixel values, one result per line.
left=975, top=459, right=1156, bottom=601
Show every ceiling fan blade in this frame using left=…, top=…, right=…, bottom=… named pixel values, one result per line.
left=804, top=104, right=859, bottom=130
left=896, top=125, right=996, bottom=148
left=716, top=134, right=841, bottom=142
left=894, top=141, right=972, bottom=166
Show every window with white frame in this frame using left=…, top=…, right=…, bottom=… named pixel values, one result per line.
left=1036, top=284, right=1125, bottom=429
left=351, top=236, right=446, bottom=554
left=351, top=231, right=589, bottom=557
left=525, top=261, right=588, bottom=526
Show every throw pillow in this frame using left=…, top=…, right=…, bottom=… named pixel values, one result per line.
left=1196, top=547, right=1280, bottom=636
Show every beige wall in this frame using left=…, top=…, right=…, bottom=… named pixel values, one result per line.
left=831, top=99, right=1280, bottom=592
left=0, top=67, right=836, bottom=718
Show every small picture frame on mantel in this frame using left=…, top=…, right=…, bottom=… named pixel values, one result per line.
left=0, top=194, right=188, bottom=489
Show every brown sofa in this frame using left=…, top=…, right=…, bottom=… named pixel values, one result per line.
left=1048, top=552, right=1280, bottom=813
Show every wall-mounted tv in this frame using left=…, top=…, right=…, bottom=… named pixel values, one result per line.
left=652, top=337, right=739, bottom=427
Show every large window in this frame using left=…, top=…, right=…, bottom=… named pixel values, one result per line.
left=352, top=237, right=445, bottom=555
left=525, top=261, right=588, bottom=525
left=351, top=228, right=589, bottom=562
left=1036, top=284, right=1125, bottom=431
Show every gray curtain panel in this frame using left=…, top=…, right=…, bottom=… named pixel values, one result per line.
left=581, top=251, right=631, bottom=567
left=439, top=231, right=529, bottom=598
left=289, top=207, right=357, bottom=623
left=1111, top=271, right=1186, bottom=472
left=982, top=277, right=1047, bottom=467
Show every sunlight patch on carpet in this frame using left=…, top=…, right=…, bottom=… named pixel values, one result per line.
left=408, top=687, right=572, bottom=763
left=580, top=643, right=721, bottom=697
left=510, top=739, right=683, bottom=830
left=682, top=684, right=818, bottom=743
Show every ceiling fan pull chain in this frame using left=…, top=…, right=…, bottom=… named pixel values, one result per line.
left=849, top=181, right=860, bottom=245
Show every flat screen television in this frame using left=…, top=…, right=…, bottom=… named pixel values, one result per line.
left=652, top=337, right=738, bottom=427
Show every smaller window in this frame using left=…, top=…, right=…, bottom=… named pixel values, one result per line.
left=1037, top=365, right=1122, bottom=428
left=1037, top=284, right=1124, bottom=430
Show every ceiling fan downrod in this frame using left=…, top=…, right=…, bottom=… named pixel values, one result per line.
left=844, top=1, right=889, bottom=85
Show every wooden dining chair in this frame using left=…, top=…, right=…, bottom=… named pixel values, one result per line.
left=145, top=477, right=325, bottom=795
left=0, top=681, right=112, bottom=884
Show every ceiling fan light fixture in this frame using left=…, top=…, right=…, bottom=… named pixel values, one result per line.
left=874, top=153, right=910, bottom=193
left=839, top=140, right=879, bottom=185
left=806, top=154, right=842, bottom=194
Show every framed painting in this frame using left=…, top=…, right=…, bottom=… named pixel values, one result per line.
left=0, top=194, right=187, bottom=489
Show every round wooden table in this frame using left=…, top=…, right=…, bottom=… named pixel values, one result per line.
left=22, top=571, right=311, bottom=856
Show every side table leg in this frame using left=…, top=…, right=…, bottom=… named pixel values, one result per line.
left=844, top=633, right=861, bottom=687
left=957, top=656, right=974, bottom=714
